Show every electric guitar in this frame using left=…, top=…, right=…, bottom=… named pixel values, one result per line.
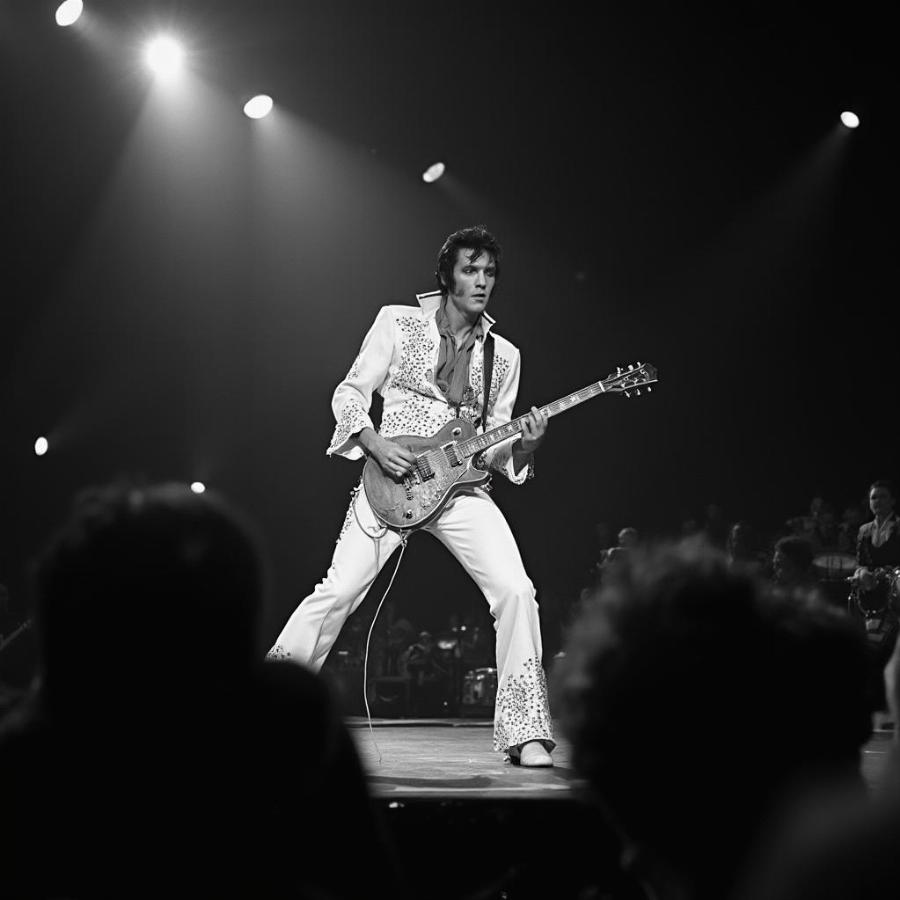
left=362, top=361, right=658, bottom=531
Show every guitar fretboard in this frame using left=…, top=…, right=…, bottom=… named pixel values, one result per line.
left=459, top=378, right=610, bottom=459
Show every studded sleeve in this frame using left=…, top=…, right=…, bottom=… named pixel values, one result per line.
left=481, top=347, right=532, bottom=485
left=326, top=306, right=396, bottom=460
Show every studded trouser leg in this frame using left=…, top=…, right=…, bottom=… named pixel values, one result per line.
left=425, top=489, right=554, bottom=753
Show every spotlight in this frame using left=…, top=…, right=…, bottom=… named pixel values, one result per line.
left=840, top=111, right=860, bottom=129
left=190, top=482, right=206, bottom=494
left=55, top=0, right=83, bottom=26
left=243, top=95, right=274, bottom=119
left=144, top=35, right=185, bottom=81
left=34, top=437, right=49, bottom=457
left=422, top=161, right=446, bottom=183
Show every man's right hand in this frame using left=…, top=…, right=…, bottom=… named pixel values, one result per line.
left=358, top=428, right=417, bottom=480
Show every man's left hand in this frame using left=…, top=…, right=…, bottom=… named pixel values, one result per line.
left=519, top=406, right=548, bottom=453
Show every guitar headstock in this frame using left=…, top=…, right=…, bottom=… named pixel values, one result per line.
left=602, top=362, right=658, bottom=397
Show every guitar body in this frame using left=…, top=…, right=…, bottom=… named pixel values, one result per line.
left=360, top=361, right=658, bottom=531
left=362, top=419, right=491, bottom=531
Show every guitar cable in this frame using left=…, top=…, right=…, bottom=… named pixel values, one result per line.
left=351, top=483, right=410, bottom=766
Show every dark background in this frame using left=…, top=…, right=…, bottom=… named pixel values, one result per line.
left=1, top=1, right=895, bottom=653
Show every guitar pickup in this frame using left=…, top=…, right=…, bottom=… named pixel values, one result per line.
left=442, top=443, right=462, bottom=467
left=415, top=457, right=434, bottom=480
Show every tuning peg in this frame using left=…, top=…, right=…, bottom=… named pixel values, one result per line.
left=628, top=364, right=634, bottom=371
left=616, top=367, right=622, bottom=376
left=624, top=390, right=631, bottom=398
left=635, top=388, right=641, bottom=396
left=637, top=361, right=643, bottom=366
left=647, top=386, right=652, bottom=393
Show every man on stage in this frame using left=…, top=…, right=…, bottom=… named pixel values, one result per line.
left=268, top=225, right=554, bottom=766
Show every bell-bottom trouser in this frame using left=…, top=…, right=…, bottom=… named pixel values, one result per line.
left=268, top=486, right=554, bottom=752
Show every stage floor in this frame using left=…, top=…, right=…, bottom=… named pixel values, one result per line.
left=348, top=716, right=895, bottom=798
left=347, top=717, right=577, bottom=800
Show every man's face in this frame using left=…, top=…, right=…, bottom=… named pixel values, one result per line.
left=445, top=247, right=496, bottom=319
left=870, top=486, right=895, bottom=518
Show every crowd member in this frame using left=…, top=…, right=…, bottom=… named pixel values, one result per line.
left=810, top=502, right=841, bottom=552
left=587, top=526, right=641, bottom=591
left=725, top=520, right=766, bottom=575
left=554, top=539, right=870, bottom=900
left=772, top=535, right=821, bottom=601
left=838, top=500, right=867, bottom=554
left=0, top=482, right=399, bottom=899
left=735, top=631, right=900, bottom=900
left=786, top=494, right=826, bottom=544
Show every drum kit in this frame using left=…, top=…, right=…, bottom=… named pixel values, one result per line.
left=811, top=552, right=900, bottom=641
left=845, top=564, right=900, bottom=642
left=812, top=552, right=857, bottom=583
left=811, top=552, right=858, bottom=607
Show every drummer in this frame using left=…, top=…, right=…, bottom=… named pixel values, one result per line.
left=848, top=480, right=900, bottom=713
left=853, top=480, right=900, bottom=591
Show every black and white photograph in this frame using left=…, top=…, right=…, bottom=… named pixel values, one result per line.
left=1, top=2, right=897, bottom=897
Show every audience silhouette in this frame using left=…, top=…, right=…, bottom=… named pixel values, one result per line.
left=0, top=482, right=399, bottom=899
left=554, top=538, right=871, bottom=900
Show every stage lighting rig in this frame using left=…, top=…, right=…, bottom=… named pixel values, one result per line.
left=422, top=161, right=446, bottom=183
left=243, top=95, right=274, bottom=119
left=144, top=35, right=185, bottom=81
left=55, top=0, right=83, bottom=27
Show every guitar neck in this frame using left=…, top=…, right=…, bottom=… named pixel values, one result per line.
left=458, top=379, right=609, bottom=459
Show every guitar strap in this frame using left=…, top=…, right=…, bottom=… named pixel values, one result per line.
left=479, top=332, right=494, bottom=433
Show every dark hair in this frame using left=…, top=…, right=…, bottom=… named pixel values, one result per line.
left=554, top=539, right=869, bottom=892
left=33, top=481, right=265, bottom=715
left=774, top=535, right=814, bottom=571
left=869, top=479, right=896, bottom=499
left=434, top=225, right=501, bottom=296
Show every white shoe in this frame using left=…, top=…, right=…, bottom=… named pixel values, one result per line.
left=512, top=740, right=553, bottom=767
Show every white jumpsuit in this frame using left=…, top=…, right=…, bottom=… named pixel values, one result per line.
left=268, top=292, right=553, bottom=752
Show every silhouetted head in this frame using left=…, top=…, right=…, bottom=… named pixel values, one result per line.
left=727, top=520, right=758, bottom=561
left=33, top=482, right=266, bottom=719
left=773, top=535, right=814, bottom=585
left=554, top=538, right=869, bottom=899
